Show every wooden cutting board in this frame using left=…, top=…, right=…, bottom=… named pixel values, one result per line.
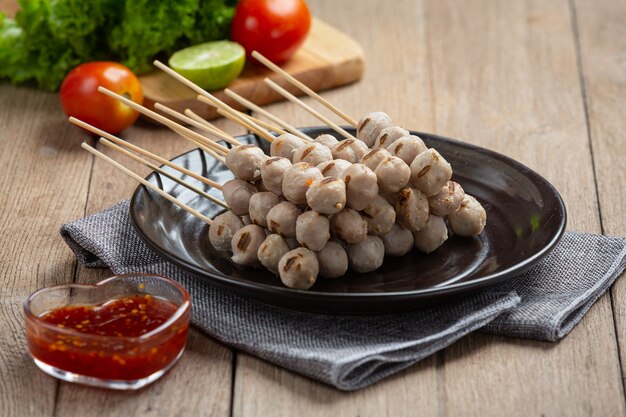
left=140, top=18, right=364, bottom=120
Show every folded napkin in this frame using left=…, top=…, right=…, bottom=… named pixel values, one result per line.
left=60, top=201, right=626, bottom=390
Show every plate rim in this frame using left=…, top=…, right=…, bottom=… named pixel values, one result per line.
left=129, top=128, right=567, bottom=302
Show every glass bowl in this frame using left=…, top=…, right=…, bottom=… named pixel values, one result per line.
left=24, top=273, right=190, bottom=390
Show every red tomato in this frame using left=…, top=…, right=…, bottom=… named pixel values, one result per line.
left=231, top=0, right=311, bottom=64
left=60, top=62, right=143, bottom=134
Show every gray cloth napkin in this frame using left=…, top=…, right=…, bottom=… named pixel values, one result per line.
left=60, top=200, right=626, bottom=390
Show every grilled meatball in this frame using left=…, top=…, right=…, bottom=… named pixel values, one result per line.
left=296, top=211, right=331, bottom=251
left=409, top=149, right=453, bottom=196
left=396, top=187, right=430, bottom=232
left=356, top=112, right=393, bottom=147
left=330, top=209, right=368, bottom=244
left=231, top=224, right=266, bottom=266
left=317, top=159, right=351, bottom=178
left=241, top=214, right=253, bottom=225
left=314, top=133, right=339, bottom=148
left=348, top=235, right=385, bottom=273
left=331, top=139, right=369, bottom=163
left=270, top=133, right=304, bottom=161
left=428, top=181, right=465, bottom=216
left=388, top=135, right=427, bottom=165
left=221, top=179, right=257, bottom=216
left=208, top=211, right=245, bottom=252
left=305, top=177, right=346, bottom=214
left=282, top=162, right=323, bottom=205
left=258, top=234, right=291, bottom=274
left=413, top=215, right=448, bottom=253
left=448, top=195, right=487, bottom=236
left=360, top=147, right=392, bottom=171
left=374, top=126, right=409, bottom=149
left=248, top=192, right=282, bottom=228
left=316, top=241, right=348, bottom=278
left=278, top=247, right=319, bottom=289
left=341, top=163, right=379, bottom=210
left=375, top=156, right=411, bottom=193
left=266, top=201, right=301, bottom=238
left=293, top=142, right=333, bottom=166
left=260, top=156, right=292, bottom=197
left=362, top=195, right=396, bottom=236
left=225, top=144, right=266, bottom=181
left=381, top=223, right=414, bottom=257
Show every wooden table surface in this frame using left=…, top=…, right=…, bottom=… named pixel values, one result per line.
left=1, top=0, right=625, bottom=415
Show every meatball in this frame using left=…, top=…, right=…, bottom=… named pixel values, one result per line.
left=448, top=195, right=487, bottom=236
left=331, top=139, right=369, bottom=163
left=266, top=201, right=301, bottom=238
left=293, top=142, right=333, bottom=166
left=241, top=214, right=253, bottom=225
left=317, top=159, right=351, bottom=178
left=381, top=223, right=414, bottom=257
left=428, top=181, right=465, bottom=216
left=409, top=149, right=453, bottom=196
left=305, top=177, right=346, bottom=214
left=282, top=162, right=323, bottom=205
left=260, top=156, right=292, bottom=197
left=208, top=211, right=245, bottom=252
left=341, top=163, right=379, bottom=210
left=362, top=195, right=396, bottom=236
left=396, top=187, right=430, bottom=232
left=374, top=126, right=409, bottom=149
left=348, top=235, right=385, bottom=273
left=413, top=215, right=448, bottom=253
left=360, top=147, right=392, bottom=172
left=225, top=144, right=266, bottom=181
left=330, top=209, right=368, bottom=244
left=296, top=211, right=331, bottom=251
left=314, top=133, right=339, bottom=148
left=221, top=179, right=257, bottom=216
left=356, top=112, right=393, bottom=147
left=248, top=191, right=281, bottom=228
left=278, top=247, right=319, bottom=289
left=258, top=234, right=291, bottom=274
left=270, top=133, right=304, bottom=161
left=231, top=224, right=266, bottom=266
left=375, top=156, right=411, bottom=193
left=387, top=135, right=427, bottom=165
left=317, top=241, right=348, bottom=278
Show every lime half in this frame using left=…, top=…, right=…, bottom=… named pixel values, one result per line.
left=169, top=41, right=246, bottom=91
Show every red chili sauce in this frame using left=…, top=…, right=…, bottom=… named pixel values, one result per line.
left=27, top=294, right=188, bottom=381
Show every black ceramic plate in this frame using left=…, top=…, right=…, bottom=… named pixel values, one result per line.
left=130, top=127, right=566, bottom=314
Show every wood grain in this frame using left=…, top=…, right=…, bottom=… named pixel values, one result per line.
left=141, top=19, right=364, bottom=120
left=0, top=87, right=94, bottom=417
left=573, top=0, right=626, bottom=393
left=52, top=121, right=244, bottom=417
left=231, top=0, right=626, bottom=416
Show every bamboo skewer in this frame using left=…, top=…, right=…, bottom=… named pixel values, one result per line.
left=153, top=60, right=280, bottom=144
left=81, top=143, right=214, bottom=225
left=251, top=50, right=358, bottom=127
left=69, top=117, right=223, bottom=190
left=235, top=111, right=287, bottom=135
left=184, top=109, right=239, bottom=144
left=264, top=79, right=357, bottom=140
left=97, top=86, right=229, bottom=155
left=99, top=138, right=228, bottom=209
left=216, top=108, right=274, bottom=142
left=197, top=95, right=276, bottom=143
left=171, top=126, right=226, bottom=164
left=223, top=88, right=313, bottom=142
left=154, top=103, right=241, bottom=147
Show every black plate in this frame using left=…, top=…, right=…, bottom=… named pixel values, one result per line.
left=129, top=127, right=566, bottom=314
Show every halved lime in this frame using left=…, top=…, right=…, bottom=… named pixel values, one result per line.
left=169, top=41, right=246, bottom=91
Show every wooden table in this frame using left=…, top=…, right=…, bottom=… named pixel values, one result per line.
left=1, top=0, right=625, bottom=415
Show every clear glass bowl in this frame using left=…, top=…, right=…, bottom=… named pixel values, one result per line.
left=24, top=274, right=190, bottom=390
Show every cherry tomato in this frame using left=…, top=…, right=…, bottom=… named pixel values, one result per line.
left=60, top=62, right=143, bottom=134
left=231, top=0, right=311, bottom=64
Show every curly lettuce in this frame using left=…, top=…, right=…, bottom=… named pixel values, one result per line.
left=0, top=0, right=235, bottom=91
